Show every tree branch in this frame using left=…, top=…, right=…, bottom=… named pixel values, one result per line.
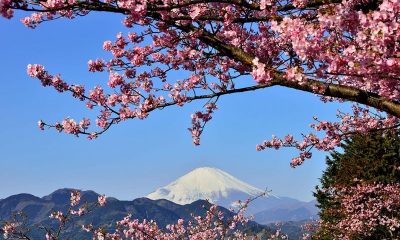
left=164, top=19, right=400, bottom=118
left=270, top=78, right=400, bottom=117
left=15, top=0, right=400, bottom=118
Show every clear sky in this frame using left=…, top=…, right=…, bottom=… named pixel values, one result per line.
left=0, top=12, right=349, bottom=202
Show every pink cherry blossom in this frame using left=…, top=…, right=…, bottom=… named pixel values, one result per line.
left=62, top=118, right=79, bottom=135
left=97, top=195, right=106, bottom=206
left=70, top=190, right=81, bottom=206
left=319, top=182, right=400, bottom=239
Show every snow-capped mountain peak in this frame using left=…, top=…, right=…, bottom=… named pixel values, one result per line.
left=146, top=167, right=264, bottom=205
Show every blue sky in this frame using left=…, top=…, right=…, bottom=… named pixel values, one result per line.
left=0, top=12, right=348, bottom=201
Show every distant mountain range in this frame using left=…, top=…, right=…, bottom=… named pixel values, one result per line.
left=147, top=167, right=318, bottom=223
left=0, top=189, right=270, bottom=239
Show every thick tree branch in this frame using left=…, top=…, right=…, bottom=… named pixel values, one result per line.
left=166, top=20, right=400, bottom=118
left=155, top=77, right=400, bottom=121
left=270, top=78, right=400, bottom=118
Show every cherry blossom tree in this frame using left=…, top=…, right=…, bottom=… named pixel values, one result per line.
left=1, top=0, right=399, bottom=166
left=316, top=182, right=400, bottom=239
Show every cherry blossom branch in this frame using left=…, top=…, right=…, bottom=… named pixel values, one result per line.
left=11, top=0, right=400, bottom=116
left=3, top=0, right=400, bottom=167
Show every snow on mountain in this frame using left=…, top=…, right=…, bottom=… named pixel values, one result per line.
left=147, top=167, right=264, bottom=206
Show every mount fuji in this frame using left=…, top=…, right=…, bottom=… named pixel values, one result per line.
left=146, top=167, right=318, bottom=221
left=147, top=167, right=264, bottom=206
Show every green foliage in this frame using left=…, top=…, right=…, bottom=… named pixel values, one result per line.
left=314, top=131, right=400, bottom=239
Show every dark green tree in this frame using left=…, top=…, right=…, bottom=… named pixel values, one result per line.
left=314, top=131, right=400, bottom=239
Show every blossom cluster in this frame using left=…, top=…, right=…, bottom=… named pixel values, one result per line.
left=188, top=103, right=218, bottom=145
left=83, top=201, right=253, bottom=240
left=257, top=105, right=399, bottom=167
left=1, top=222, right=16, bottom=239
left=319, top=182, right=400, bottom=239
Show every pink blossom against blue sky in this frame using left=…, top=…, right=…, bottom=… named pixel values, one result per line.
left=0, top=12, right=349, bottom=201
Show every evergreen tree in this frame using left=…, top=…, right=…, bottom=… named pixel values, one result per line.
left=314, top=131, right=400, bottom=239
